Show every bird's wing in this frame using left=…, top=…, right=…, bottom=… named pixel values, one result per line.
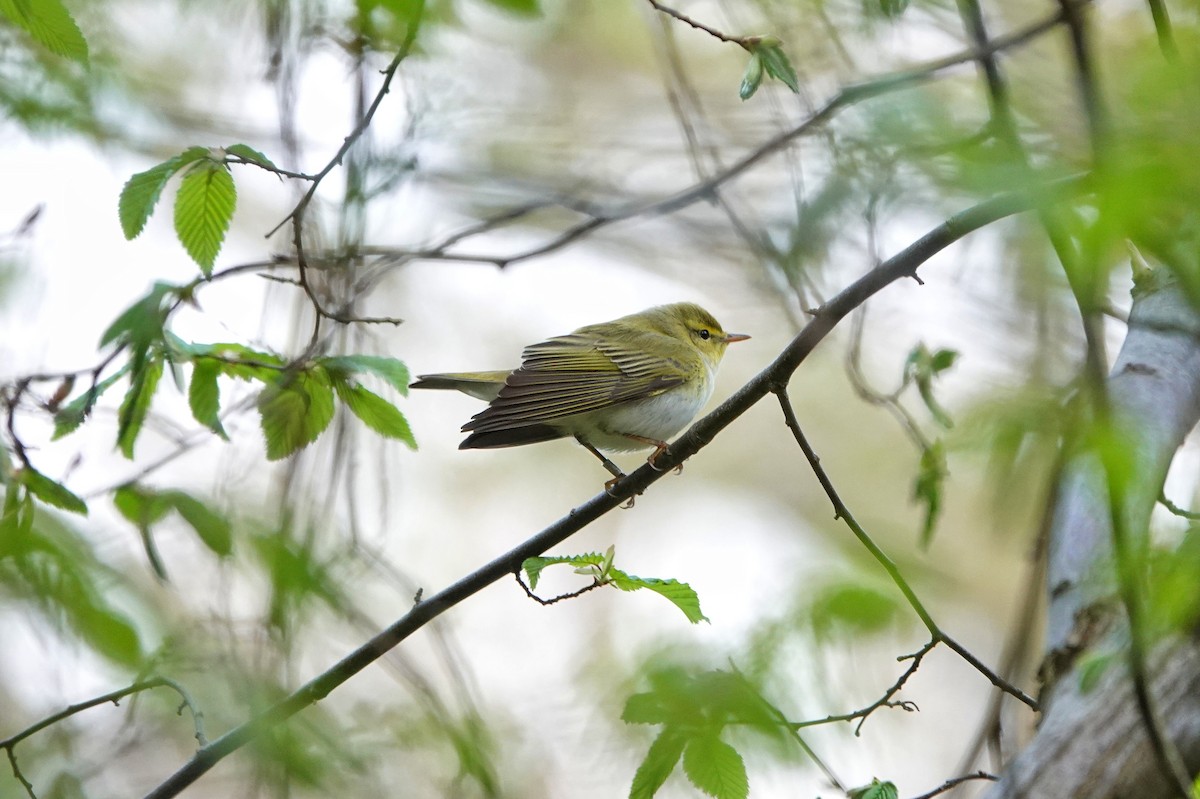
left=460, top=331, right=686, bottom=433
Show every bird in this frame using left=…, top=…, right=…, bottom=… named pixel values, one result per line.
left=411, top=302, right=749, bottom=488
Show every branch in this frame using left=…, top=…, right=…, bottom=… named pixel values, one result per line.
left=775, top=392, right=1039, bottom=710
left=909, top=771, right=998, bottom=799
left=2, top=678, right=205, bottom=798
left=644, top=0, right=750, bottom=48
left=436, top=4, right=1081, bottom=269
left=142, top=174, right=1088, bottom=798
left=793, top=640, right=933, bottom=734
left=267, top=19, right=423, bottom=346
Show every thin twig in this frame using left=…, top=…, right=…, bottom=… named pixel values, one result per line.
left=775, top=389, right=1040, bottom=710
left=793, top=640, right=933, bottom=734
left=513, top=570, right=605, bottom=606
left=727, top=665, right=848, bottom=794
left=1159, top=491, right=1200, bottom=521
left=268, top=21, right=423, bottom=346
left=908, top=770, right=998, bottom=799
left=644, top=0, right=751, bottom=48
left=444, top=4, right=1083, bottom=270
left=1, top=677, right=205, bottom=798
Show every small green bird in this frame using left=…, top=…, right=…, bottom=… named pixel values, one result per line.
left=411, top=302, right=749, bottom=484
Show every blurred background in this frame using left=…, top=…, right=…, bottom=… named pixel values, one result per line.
left=2, top=0, right=1197, bottom=796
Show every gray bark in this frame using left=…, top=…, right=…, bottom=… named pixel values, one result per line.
left=986, top=272, right=1200, bottom=799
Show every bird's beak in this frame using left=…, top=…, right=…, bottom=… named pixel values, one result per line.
left=724, top=333, right=751, bottom=343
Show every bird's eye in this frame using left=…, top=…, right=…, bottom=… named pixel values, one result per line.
left=697, top=329, right=711, bottom=340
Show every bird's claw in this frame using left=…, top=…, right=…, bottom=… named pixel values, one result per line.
left=605, top=476, right=637, bottom=509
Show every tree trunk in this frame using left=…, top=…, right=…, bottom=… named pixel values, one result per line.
left=985, top=269, right=1200, bottom=798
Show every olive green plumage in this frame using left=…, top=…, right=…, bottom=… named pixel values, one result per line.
left=411, top=302, right=749, bottom=473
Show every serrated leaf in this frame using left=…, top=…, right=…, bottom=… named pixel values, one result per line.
left=682, top=735, right=747, bottom=799
left=177, top=342, right=286, bottom=381
left=174, top=161, right=236, bottom=275
left=758, top=44, right=799, bottom=94
left=188, top=359, right=227, bottom=439
left=117, top=357, right=164, bottom=459
left=320, top=355, right=410, bottom=393
left=913, top=442, right=947, bottom=548
left=258, top=372, right=336, bottom=461
left=0, top=0, right=88, bottom=62
left=52, top=366, right=130, bottom=440
left=609, top=571, right=708, bottom=624
left=522, top=553, right=605, bottom=589
left=739, top=52, right=764, bottom=101
left=225, top=143, right=278, bottom=170
left=20, top=468, right=87, bottom=515
left=630, top=728, right=686, bottom=799
left=622, top=692, right=673, bottom=726
left=119, top=158, right=183, bottom=239
left=164, top=491, right=233, bottom=557
left=333, top=381, right=416, bottom=448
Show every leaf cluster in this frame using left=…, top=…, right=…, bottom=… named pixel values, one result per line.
left=523, top=545, right=707, bottom=624
left=119, top=145, right=276, bottom=274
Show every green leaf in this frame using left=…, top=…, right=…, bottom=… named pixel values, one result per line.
left=0, top=0, right=88, bottom=63
left=757, top=44, right=799, bottom=94
left=164, top=491, right=233, bottom=557
left=930, top=348, right=959, bottom=374
left=629, top=728, right=686, bottom=799
left=872, top=0, right=910, bottom=19
left=73, top=599, right=142, bottom=665
left=176, top=342, right=286, bottom=381
left=1076, top=650, right=1116, bottom=693
left=682, top=734, right=748, bottom=799
left=174, top=160, right=237, bottom=275
left=320, top=355, right=410, bottom=394
left=809, top=582, right=900, bottom=639
left=333, top=381, right=416, bottom=448
left=119, top=158, right=184, bottom=239
left=52, top=366, right=130, bottom=440
left=113, top=484, right=171, bottom=527
left=188, top=359, right=228, bottom=438
left=481, top=0, right=540, bottom=16
left=849, top=779, right=899, bottom=799
left=99, top=282, right=175, bottom=349
left=117, top=357, right=164, bottom=459
left=609, top=571, right=708, bottom=624
left=522, top=553, right=606, bottom=589
left=904, top=342, right=955, bottom=428
left=738, top=52, right=764, bottom=101
left=225, top=143, right=278, bottom=170
left=20, top=468, right=87, bottom=515
left=913, top=441, right=947, bottom=548
left=622, top=692, right=673, bottom=726
left=258, top=371, right=336, bottom=461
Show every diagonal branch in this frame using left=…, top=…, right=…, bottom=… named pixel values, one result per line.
left=142, top=174, right=1089, bottom=799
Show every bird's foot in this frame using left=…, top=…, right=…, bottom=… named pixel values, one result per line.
left=604, top=476, right=636, bottom=509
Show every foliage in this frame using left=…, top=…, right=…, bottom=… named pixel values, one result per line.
left=4, top=0, right=1200, bottom=798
